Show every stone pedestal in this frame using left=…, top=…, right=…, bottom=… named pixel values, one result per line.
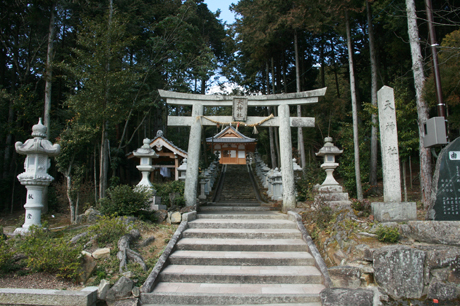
left=198, top=178, right=207, bottom=200
left=371, top=202, right=417, bottom=222
left=315, top=185, right=351, bottom=208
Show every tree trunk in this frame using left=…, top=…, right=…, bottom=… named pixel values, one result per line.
left=266, top=63, right=277, bottom=168
left=271, top=59, right=281, bottom=167
left=406, top=0, right=432, bottom=208
left=403, top=160, right=408, bottom=202
left=367, top=1, right=379, bottom=191
left=99, top=0, right=113, bottom=199
left=330, top=38, right=341, bottom=98
left=99, top=122, right=109, bottom=199
left=346, top=11, right=363, bottom=200
left=44, top=3, right=55, bottom=139
left=295, top=31, right=306, bottom=169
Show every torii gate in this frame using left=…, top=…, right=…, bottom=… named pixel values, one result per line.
left=159, top=88, right=326, bottom=212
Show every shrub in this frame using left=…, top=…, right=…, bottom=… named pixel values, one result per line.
left=295, top=161, right=325, bottom=201
left=0, top=236, right=16, bottom=274
left=18, top=225, right=82, bottom=280
left=351, top=198, right=371, bottom=217
left=153, top=180, right=185, bottom=207
left=98, top=184, right=153, bottom=217
left=86, top=215, right=134, bottom=247
left=375, top=225, right=400, bottom=243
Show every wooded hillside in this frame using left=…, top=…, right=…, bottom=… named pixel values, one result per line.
left=1, top=0, right=459, bottom=214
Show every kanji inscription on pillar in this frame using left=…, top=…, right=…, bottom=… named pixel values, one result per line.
left=233, top=97, right=248, bottom=122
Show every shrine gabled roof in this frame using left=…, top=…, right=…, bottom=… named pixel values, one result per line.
left=150, top=130, right=187, bottom=157
left=126, top=130, right=187, bottom=159
left=206, top=126, right=256, bottom=143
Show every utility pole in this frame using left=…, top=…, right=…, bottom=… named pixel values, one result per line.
left=425, top=0, right=447, bottom=141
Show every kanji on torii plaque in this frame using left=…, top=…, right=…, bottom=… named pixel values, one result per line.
left=233, top=97, right=248, bottom=121
left=159, top=88, right=326, bottom=211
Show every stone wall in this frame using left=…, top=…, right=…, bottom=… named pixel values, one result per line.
left=318, top=219, right=460, bottom=305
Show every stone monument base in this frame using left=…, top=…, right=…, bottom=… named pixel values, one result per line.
left=371, top=201, right=417, bottom=222
left=314, top=185, right=351, bottom=209
left=149, top=196, right=165, bottom=211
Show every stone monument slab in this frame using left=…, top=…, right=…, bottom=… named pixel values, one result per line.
left=371, top=86, right=416, bottom=222
left=429, top=136, right=460, bottom=220
left=377, top=86, right=401, bottom=202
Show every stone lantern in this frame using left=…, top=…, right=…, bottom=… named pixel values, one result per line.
left=315, top=137, right=350, bottom=207
left=133, top=138, right=158, bottom=190
left=14, top=118, right=60, bottom=234
left=177, top=158, right=187, bottom=182
left=316, top=137, right=343, bottom=188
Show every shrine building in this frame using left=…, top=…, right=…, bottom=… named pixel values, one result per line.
left=127, top=130, right=187, bottom=180
left=207, top=126, right=256, bottom=165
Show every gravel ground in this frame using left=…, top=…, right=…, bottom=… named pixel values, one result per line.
left=0, top=272, right=84, bottom=290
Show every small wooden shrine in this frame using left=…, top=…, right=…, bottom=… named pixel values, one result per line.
left=206, top=126, right=257, bottom=165
left=128, top=130, right=187, bottom=180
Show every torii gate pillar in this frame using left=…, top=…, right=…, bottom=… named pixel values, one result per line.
left=184, top=103, right=203, bottom=207
left=279, top=104, right=296, bottom=210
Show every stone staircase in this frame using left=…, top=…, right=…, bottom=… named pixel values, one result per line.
left=216, top=165, right=259, bottom=203
left=141, top=165, right=325, bottom=305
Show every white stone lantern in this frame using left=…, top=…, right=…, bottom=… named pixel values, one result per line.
left=14, top=118, right=60, bottom=234
left=177, top=158, right=187, bottom=182
left=133, top=138, right=158, bottom=190
left=315, top=137, right=343, bottom=189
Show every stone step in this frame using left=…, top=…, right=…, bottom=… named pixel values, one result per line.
left=142, top=282, right=324, bottom=305
left=176, top=238, right=308, bottom=252
left=158, top=265, right=323, bottom=284
left=182, top=228, right=302, bottom=239
left=207, top=202, right=261, bottom=206
left=200, top=206, right=270, bottom=212
left=144, top=304, right=321, bottom=306
left=168, top=250, right=316, bottom=266
left=187, top=219, right=296, bottom=229
left=144, top=304, right=322, bottom=306
left=197, top=212, right=287, bottom=220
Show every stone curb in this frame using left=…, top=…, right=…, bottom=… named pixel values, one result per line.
left=140, top=211, right=196, bottom=293
left=0, top=286, right=97, bottom=306
left=288, top=211, right=333, bottom=288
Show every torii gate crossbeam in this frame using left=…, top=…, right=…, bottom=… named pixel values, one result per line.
left=159, top=88, right=326, bottom=211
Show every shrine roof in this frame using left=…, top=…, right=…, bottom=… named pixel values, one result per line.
left=126, top=130, right=187, bottom=159
left=206, top=126, right=256, bottom=143
left=150, top=130, right=187, bottom=157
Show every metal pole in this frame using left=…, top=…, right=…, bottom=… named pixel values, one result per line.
left=425, top=0, right=446, bottom=120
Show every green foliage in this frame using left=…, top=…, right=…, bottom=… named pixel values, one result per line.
left=87, top=216, right=134, bottom=247
left=311, top=197, right=334, bottom=230
left=153, top=180, right=185, bottom=207
left=351, top=198, right=371, bottom=217
left=0, top=236, right=16, bottom=274
left=375, top=225, right=400, bottom=243
left=295, top=161, right=326, bottom=201
left=98, top=185, right=153, bottom=217
left=17, top=225, right=82, bottom=280
left=425, top=29, right=460, bottom=137
left=336, top=117, right=372, bottom=198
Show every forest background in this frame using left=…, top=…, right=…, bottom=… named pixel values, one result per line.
left=1, top=0, right=459, bottom=221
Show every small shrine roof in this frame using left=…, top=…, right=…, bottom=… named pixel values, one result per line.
left=150, top=130, right=187, bottom=157
left=206, top=126, right=256, bottom=143
left=127, top=130, right=187, bottom=159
